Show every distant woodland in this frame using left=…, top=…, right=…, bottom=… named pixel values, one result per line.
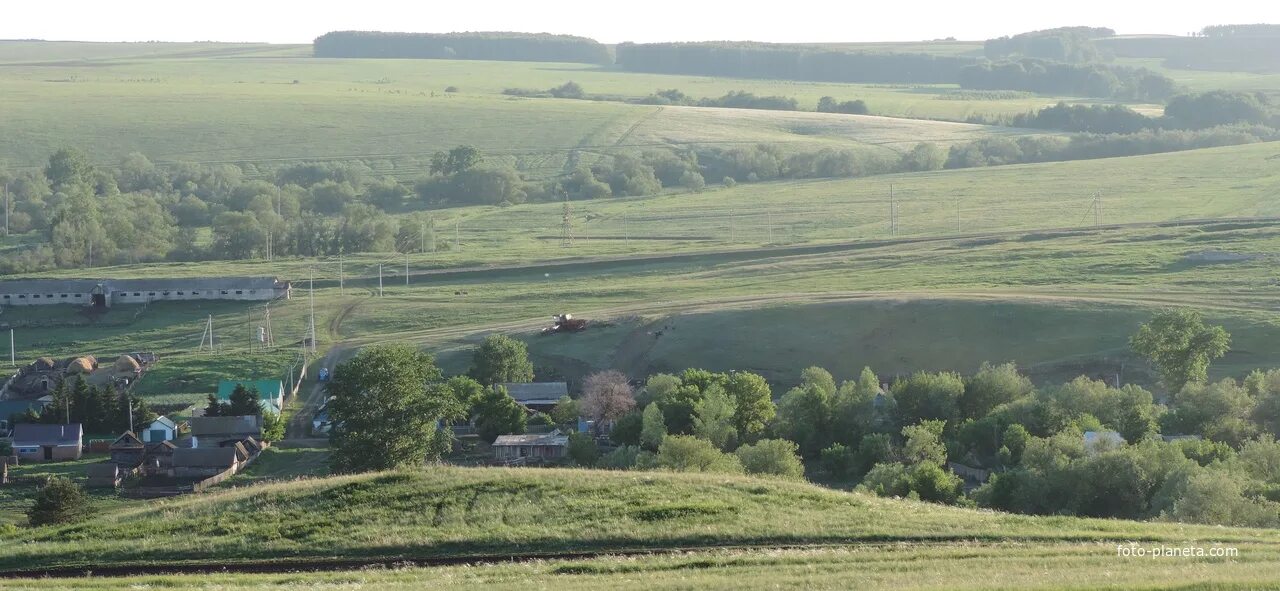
left=313, top=31, right=611, bottom=64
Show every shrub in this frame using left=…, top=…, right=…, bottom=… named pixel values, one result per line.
left=27, top=477, right=91, bottom=527
left=599, top=445, right=641, bottom=470
left=735, top=439, right=805, bottom=479
left=655, top=435, right=744, bottom=474
left=567, top=432, right=599, bottom=466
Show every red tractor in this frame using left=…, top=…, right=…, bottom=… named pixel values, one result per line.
left=541, top=313, right=588, bottom=335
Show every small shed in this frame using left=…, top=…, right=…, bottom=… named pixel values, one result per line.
left=172, top=447, right=240, bottom=478
left=1084, top=430, right=1126, bottom=452
left=492, top=430, right=569, bottom=462
left=141, top=416, right=177, bottom=443
left=109, top=431, right=146, bottom=468
left=87, top=463, right=122, bottom=488
left=143, top=440, right=177, bottom=474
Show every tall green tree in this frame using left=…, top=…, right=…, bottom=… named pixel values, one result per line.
left=1131, top=309, right=1231, bottom=392
left=640, top=403, right=667, bottom=451
left=328, top=344, right=464, bottom=473
left=468, top=335, right=534, bottom=386
left=473, top=386, right=527, bottom=443
left=723, top=371, right=774, bottom=439
left=692, top=384, right=738, bottom=450
left=228, top=384, right=262, bottom=416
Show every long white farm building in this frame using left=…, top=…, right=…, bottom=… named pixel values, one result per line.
left=0, top=277, right=291, bottom=307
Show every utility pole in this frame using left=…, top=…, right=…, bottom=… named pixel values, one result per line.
left=378, top=264, right=384, bottom=297
left=955, top=198, right=961, bottom=234
left=338, top=254, right=344, bottom=295
left=9, top=328, right=14, bottom=367
left=266, top=230, right=272, bottom=262
left=2, top=181, right=9, bottom=237
left=767, top=211, right=775, bottom=243
left=889, top=184, right=897, bottom=238
left=454, top=221, right=460, bottom=251
left=561, top=197, right=574, bottom=247
left=308, top=267, right=317, bottom=355
left=1093, top=190, right=1102, bottom=229
left=405, top=252, right=410, bottom=286
left=622, top=214, right=629, bottom=246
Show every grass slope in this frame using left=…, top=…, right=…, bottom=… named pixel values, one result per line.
left=9, top=544, right=1280, bottom=590
left=0, top=466, right=1273, bottom=574
left=0, top=40, right=1076, bottom=173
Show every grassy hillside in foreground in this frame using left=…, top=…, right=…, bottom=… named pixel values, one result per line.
left=0, top=466, right=1274, bottom=574
left=8, top=544, right=1280, bottom=590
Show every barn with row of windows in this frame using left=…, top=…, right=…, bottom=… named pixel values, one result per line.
left=0, top=277, right=291, bottom=307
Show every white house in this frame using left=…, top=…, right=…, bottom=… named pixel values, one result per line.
left=141, top=416, right=177, bottom=443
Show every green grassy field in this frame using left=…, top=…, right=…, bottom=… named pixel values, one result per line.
left=0, top=40, right=1085, bottom=176
left=0, top=465, right=1273, bottom=574
left=11, top=217, right=1280, bottom=407
left=8, top=544, right=1279, bottom=590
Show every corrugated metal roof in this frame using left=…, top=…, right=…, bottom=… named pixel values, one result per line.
left=216, top=380, right=284, bottom=401
left=190, top=415, right=262, bottom=437
left=11, top=423, right=82, bottom=446
left=492, top=432, right=569, bottom=447
left=172, top=447, right=239, bottom=468
left=498, top=382, right=569, bottom=403
left=0, top=277, right=286, bottom=294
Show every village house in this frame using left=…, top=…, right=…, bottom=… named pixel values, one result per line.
left=498, top=382, right=569, bottom=413
left=108, top=431, right=146, bottom=468
left=215, top=379, right=285, bottom=414
left=189, top=415, right=262, bottom=448
left=141, top=416, right=178, bottom=443
left=11, top=423, right=84, bottom=461
left=0, top=277, right=291, bottom=308
left=492, top=430, right=570, bottom=462
left=140, top=440, right=178, bottom=475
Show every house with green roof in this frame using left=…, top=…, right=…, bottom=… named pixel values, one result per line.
left=215, top=379, right=285, bottom=414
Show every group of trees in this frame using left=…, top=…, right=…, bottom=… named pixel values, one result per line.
left=0, top=150, right=424, bottom=273
left=16, top=375, right=156, bottom=435
left=984, top=27, right=1115, bottom=64
left=319, top=307, right=1280, bottom=528
left=993, top=92, right=1276, bottom=134
left=313, top=31, right=611, bottom=64
left=615, top=42, right=978, bottom=84
left=958, top=59, right=1176, bottom=101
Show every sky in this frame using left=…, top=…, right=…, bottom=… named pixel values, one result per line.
left=1, top=1, right=1277, bottom=44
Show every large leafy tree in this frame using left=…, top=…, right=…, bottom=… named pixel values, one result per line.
left=724, top=371, right=775, bottom=439
left=328, top=344, right=464, bottom=473
left=579, top=370, right=636, bottom=428
left=473, top=385, right=527, bottom=443
left=468, top=335, right=534, bottom=386
left=1130, top=309, right=1231, bottom=393
left=692, top=384, right=738, bottom=450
